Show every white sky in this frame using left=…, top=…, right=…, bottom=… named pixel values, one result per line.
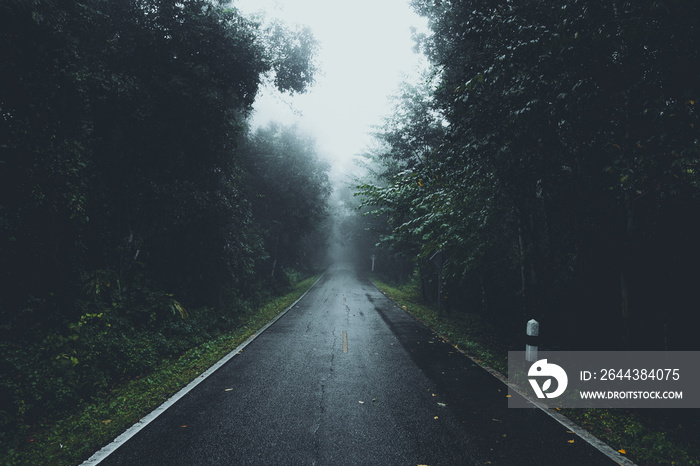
left=234, top=0, right=429, bottom=181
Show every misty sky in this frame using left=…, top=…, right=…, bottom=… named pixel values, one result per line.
left=235, top=0, right=429, bottom=179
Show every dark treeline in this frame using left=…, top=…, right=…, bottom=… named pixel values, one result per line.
left=0, top=0, right=328, bottom=439
left=358, top=0, right=699, bottom=351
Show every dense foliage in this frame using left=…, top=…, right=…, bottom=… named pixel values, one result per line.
left=358, top=0, right=700, bottom=350
left=240, top=123, right=332, bottom=282
left=0, top=0, right=328, bottom=446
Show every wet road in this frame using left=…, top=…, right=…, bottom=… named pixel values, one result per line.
left=95, top=263, right=618, bottom=465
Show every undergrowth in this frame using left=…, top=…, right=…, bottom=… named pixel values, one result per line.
left=370, top=274, right=700, bottom=466
left=1, top=275, right=319, bottom=466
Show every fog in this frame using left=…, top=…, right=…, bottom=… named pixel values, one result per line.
left=236, top=0, right=428, bottom=163
left=232, top=0, right=429, bottom=268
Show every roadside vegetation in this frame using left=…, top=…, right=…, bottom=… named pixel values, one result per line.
left=1, top=1, right=330, bottom=464
left=371, top=274, right=700, bottom=466
left=353, top=4, right=700, bottom=464
left=357, top=0, right=700, bottom=351
left=1, top=275, right=319, bottom=466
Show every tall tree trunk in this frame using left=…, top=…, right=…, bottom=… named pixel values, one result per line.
left=480, top=275, right=489, bottom=316
left=419, top=264, right=428, bottom=301
left=528, top=206, right=541, bottom=320
left=518, top=201, right=539, bottom=321
left=620, top=191, right=634, bottom=348
left=518, top=218, right=529, bottom=320
left=437, top=269, right=444, bottom=317
left=270, top=226, right=280, bottom=279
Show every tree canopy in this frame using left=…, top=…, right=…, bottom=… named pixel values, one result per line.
left=0, top=0, right=327, bottom=439
left=240, top=123, right=332, bottom=280
left=358, top=0, right=700, bottom=350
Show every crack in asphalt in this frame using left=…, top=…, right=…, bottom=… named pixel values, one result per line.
left=311, top=326, right=337, bottom=465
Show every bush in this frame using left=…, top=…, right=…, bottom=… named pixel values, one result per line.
left=0, top=282, right=257, bottom=448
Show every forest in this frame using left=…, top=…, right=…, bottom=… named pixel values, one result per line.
left=2, top=0, right=700, bottom=463
left=0, top=0, right=329, bottom=451
left=357, top=0, right=700, bottom=352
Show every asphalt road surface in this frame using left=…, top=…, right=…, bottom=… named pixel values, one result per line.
left=95, top=263, right=619, bottom=465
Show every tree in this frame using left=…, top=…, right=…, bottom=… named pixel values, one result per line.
left=0, top=0, right=323, bottom=438
left=357, top=77, right=449, bottom=282
left=0, top=0, right=320, bottom=322
left=240, top=123, right=331, bottom=281
left=359, top=0, right=700, bottom=348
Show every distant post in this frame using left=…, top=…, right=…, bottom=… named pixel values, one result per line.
left=525, top=319, right=539, bottom=362
left=371, top=254, right=376, bottom=272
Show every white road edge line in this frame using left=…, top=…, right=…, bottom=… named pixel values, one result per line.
left=375, top=285, right=638, bottom=466
left=81, top=275, right=323, bottom=466
left=481, top=365, right=638, bottom=466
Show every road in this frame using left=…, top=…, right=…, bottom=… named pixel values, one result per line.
left=94, top=263, right=619, bottom=465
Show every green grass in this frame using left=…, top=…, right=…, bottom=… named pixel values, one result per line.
left=3, top=275, right=320, bottom=466
left=370, top=274, right=700, bottom=466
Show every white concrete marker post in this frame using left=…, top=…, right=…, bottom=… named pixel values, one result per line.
left=525, top=319, right=539, bottom=362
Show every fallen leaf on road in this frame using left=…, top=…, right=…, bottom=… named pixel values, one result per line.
left=181, top=425, right=187, bottom=428
left=432, top=393, right=436, bottom=397
left=567, top=440, right=575, bottom=443
left=506, top=395, right=511, bottom=398
left=566, top=430, right=574, bottom=433
left=359, top=401, right=365, bottom=404
left=434, top=416, right=439, bottom=420
left=225, top=388, right=233, bottom=391
left=618, top=449, right=626, bottom=454
left=502, top=434, right=507, bottom=438
left=437, top=402, right=447, bottom=407
left=492, top=418, right=501, bottom=422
